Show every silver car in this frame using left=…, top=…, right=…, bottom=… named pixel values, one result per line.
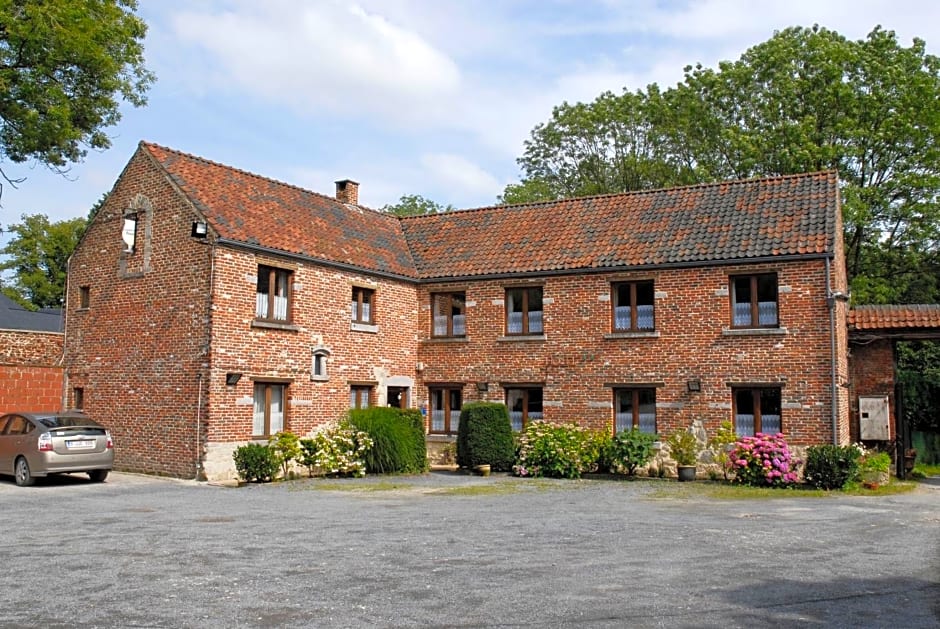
left=0, top=412, right=114, bottom=486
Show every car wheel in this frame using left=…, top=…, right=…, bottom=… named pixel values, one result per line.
left=14, top=457, right=35, bottom=487
left=88, top=469, right=109, bottom=483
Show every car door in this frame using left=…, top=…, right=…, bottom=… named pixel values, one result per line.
left=0, top=415, right=13, bottom=473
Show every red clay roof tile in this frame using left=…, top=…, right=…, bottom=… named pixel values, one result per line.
left=848, top=305, right=940, bottom=331
left=142, top=142, right=417, bottom=279
left=400, top=171, right=839, bottom=279
left=140, top=142, right=839, bottom=281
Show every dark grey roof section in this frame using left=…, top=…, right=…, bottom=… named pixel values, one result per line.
left=0, top=294, right=63, bottom=332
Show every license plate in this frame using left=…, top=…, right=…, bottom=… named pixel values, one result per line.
left=66, top=440, right=95, bottom=449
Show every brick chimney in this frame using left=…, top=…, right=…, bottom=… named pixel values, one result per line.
left=335, top=179, right=359, bottom=205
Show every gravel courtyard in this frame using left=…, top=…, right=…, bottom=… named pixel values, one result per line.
left=1, top=472, right=938, bottom=628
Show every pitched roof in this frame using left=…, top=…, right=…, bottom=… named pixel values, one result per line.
left=0, top=294, right=63, bottom=332
left=848, top=305, right=940, bottom=331
left=141, top=142, right=417, bottom=279
left=401, top=171, right=839, bottom=279
left=139, top=143, right=838, bottom=282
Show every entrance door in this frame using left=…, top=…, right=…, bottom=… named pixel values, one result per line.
left=387, top=386, right=409, bottom=408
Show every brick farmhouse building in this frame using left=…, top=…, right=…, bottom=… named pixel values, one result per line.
left=63, top=142, right=937, bottom=480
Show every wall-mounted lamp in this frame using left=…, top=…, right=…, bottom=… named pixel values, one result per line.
left=686, top=379, right=701, bottom=393
left=225, top=372, right=242, bottom=386
left=192, top=221, right=208, bottom=238
left=476, top=381, right=489, bottom=392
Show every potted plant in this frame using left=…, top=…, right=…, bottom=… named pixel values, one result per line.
left=667, top=429, right=700, bottom=482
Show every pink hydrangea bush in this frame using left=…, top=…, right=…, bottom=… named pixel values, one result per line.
left=728, top=433, right=800, bottom=487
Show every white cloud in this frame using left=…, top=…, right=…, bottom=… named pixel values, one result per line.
left=171, top=1, right=460, bottom=123
left=419, top=153, right=503, bottom=203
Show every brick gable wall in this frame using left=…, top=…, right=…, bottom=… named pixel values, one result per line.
left=64, top=149, right=213, bottom=477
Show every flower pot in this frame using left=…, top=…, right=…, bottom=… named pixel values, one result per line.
left=473, top=464, right=491, bottom=477
left=677, top=465, right=696, bottom=482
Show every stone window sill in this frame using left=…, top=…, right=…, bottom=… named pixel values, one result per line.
left=351, top=322, right=379, bottom=333
left=722, top=327, right=788, bottom=337
left=421, top=336, right=469, bottom=344
left=497, top=334, right=547, bottom=342
left=251, top=320, right=300, bottom=332
left=604, top=331, right=661, bottom=340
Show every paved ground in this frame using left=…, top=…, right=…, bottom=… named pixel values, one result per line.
left=0, top=471, right=938, bottom=628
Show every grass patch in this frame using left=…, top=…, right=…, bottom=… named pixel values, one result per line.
left=290, top=480, right=415, bottom=492
left=911, top=462, right=940, bottom=478
left=644, top=479, right=918, bottom=500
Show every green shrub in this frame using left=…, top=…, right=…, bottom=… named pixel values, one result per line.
left=399, top=408, right=430, bottom=473
left=348, top=407, right=427, bottom=474
left=268, top=431, right=301, bottom=479
left=299, top=421, right=374, bottom=478
left=608, top=428, right=658, bottom=476
left=456, top=402, right=515, bottom=471
left=513, top=421, right=595, bottom=479
left=582, top=429, right=612, bottom=473
left=708, top=420, right=737, bottom=480
left=804, top=444, right=861, bottom=489
left=233, top=442, right=279, bottom=483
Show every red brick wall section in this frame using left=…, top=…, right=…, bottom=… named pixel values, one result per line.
left=415, top=259, right=840, bottom=446
left=64, top=148, right=213, bottom=478
left=205, top=248, right=418, bottom=442
left=848, top=339, right=895, bottom=442
left=0, top=329, right=63, bottom=365
left=0, top=366, right=63, bottom=412
left=0, top=330, right=64, bottom=412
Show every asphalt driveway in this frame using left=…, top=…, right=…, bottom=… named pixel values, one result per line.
left=0, top=472, right=937, bottom=628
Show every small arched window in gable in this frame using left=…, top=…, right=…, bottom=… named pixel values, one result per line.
left=311, top=346, right=331, bottom=381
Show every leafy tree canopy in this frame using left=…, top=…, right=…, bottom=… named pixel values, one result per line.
left=0, top=213, right=87, bottom=309
left=0, top=0, right=154, bottom=188
left=505, top=25, right=940, bottom=305
left=382, top=193, right=454, bottom=217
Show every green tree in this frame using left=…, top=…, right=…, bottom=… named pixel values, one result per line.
left=0, top=213, right=87, bottom=309
left=382, top=194, right=454, bottom=216
left=506, top=25, right=940, bottom=304
left=0, top=0, right=154, bottom=189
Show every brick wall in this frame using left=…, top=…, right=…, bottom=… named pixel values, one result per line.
left=415, top=259, right=842, bottom=446
left=0, top=330, right=64, bottom=412
left=201, top=248, right=418, bottom=479
left=65, top=149, right=212, bottom=478
left=847, top=339, right=895, bottom=442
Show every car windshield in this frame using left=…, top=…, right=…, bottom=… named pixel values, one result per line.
left=35, top=416, right=104, bottom=429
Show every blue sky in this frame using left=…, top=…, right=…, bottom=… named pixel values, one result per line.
left=2, top=0, right=939, bottom=230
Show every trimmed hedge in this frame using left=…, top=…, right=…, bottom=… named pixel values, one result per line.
left=456, top=402, right=515, bottom=471
left=233, top=442, right=279, bottom=483
left=348, top=407, right=427, bottom=474
left=804, top=444, right=861, bottom=489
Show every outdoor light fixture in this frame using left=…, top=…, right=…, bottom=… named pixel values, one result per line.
left=476, top=381, right=489, bottom=392
left=191, top=221, right=208, bottom=238
left=686, top=379, right=702, bottom=393
left=225, top=372, right=242, bottom=386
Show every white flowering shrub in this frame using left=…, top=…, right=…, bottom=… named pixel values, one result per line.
left=300, top=422, right=374, bottom=478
